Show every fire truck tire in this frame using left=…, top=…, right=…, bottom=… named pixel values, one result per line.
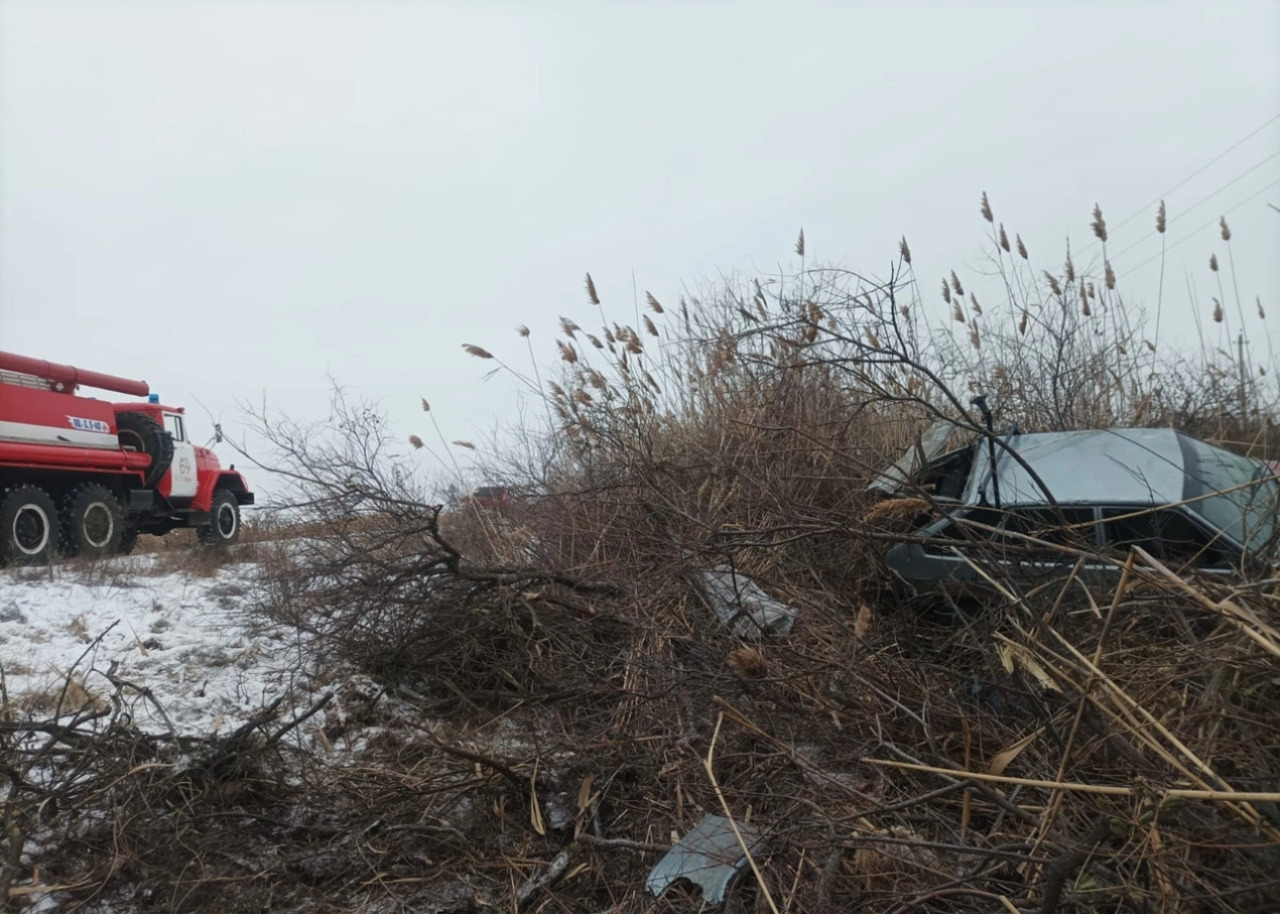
left=0, top=486, right=59, bottom=566
left=197, top=490, right=240, bottom=547
left=60, top=483, right=125, bottom=559
left=116, top=412, right=174, bottom=489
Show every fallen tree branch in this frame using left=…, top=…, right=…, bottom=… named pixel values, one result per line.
left=515, top=848, right=570, bottom=910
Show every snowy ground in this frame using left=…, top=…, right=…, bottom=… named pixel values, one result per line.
left=0, top=551, right=315, bottom=740
left=0, top=551, right=347, bottom=912
left=1, top=550, right=562, bottom=912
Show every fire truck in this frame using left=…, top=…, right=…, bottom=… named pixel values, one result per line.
left=0, top=350, right=253, bottom=565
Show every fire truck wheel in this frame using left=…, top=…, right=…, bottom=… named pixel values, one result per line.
left=0, top=486, right=59, bottom=566
left=60, top=484, right=125, bottom=559
left=198, top=490, right=241, bottom=546
left=116, top=411, right=175, bottom=489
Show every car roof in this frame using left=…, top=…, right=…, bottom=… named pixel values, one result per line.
left=966, top=427, right=1189, bottom=507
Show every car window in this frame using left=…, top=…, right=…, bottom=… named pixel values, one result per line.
left=923, top=507, right=1002, bottom=555
left=164, top=414, right=185, bottom=442
left=999, top=507, right=1097, bottom=556
left=1101, top=507, right=1230, bottom=567
left=1179, top=436, right=1277, bottom=553
left=924, top=506, right=1097, bottom=560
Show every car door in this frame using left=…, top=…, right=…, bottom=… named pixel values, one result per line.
left=993, top=505, right=1112, bottom=589
left=885, top=506, right=1004, bottom=589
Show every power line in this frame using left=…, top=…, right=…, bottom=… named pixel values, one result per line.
left=1105, top=112, right=1280, bottom=237
left=1120, top=175, right=1280, bottom=276
left=1107, top=149, right=1280, bottom=263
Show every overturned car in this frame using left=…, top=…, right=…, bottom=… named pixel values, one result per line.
left=874, top=425, right=1279, bottom=598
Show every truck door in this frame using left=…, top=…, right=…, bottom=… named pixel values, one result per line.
left=163, top=413, right=199, bottom=501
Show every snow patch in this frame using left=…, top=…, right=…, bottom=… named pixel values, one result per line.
left=0, top=558, right=312, bottom=738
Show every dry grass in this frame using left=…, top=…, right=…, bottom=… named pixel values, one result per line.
left=15, top=554, right=1274, bottom=912
left=5, top=196, right=1279, bottom=913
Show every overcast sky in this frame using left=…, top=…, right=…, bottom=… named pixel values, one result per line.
left=2, top=0, right=1278, bottom=500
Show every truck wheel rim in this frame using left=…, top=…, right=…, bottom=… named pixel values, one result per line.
left=13, top=506, right=50, bottom=555
left=83, top=502, right=115, bottom=549
left=216, top=503, right=237, bottom=538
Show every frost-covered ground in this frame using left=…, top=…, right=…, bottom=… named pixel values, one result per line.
left=0, top=552, right=315, bottom=740
left=1, top=551, right=566, bottom=913
left=1, top=552, right=335, bottom=911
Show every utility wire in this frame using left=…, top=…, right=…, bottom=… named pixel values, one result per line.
left=1121, top=176, right=1280, bottom=276
left=1108, top=149, right=1280, bottom=263
left=1101, top=112, right=1280, bottom=240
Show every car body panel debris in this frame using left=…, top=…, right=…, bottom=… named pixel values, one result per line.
left=879, top=426, right=1279, bottom=596
left=646, top=814, right=765, bottom=904
left=701, top=568, right=798, bottom=637
left=868, top=420, right=961, bottom=495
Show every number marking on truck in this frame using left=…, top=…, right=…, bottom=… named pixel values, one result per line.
left=67, top=416, right=112, bottom=433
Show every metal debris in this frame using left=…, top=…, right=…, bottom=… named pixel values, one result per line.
left=700, top=568, right=797, bottom=637
left=646, top=814, right=765, bottom=904
left=867, top=420, right=959, bottom=495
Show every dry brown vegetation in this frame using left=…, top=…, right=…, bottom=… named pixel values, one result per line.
left=4, top=197, right=1280, bottom=913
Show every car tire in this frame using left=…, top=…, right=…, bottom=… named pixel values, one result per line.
left=116, top=411, right=174, bottom=489
left=0, top=486, right=59, bottom=566
left=197, top=490, right=240, bottom=547
left=60, top=483, right=125, bottom=558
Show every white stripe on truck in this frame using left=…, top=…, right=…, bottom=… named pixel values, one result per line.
left=0, top=419, right=123, bottom=449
